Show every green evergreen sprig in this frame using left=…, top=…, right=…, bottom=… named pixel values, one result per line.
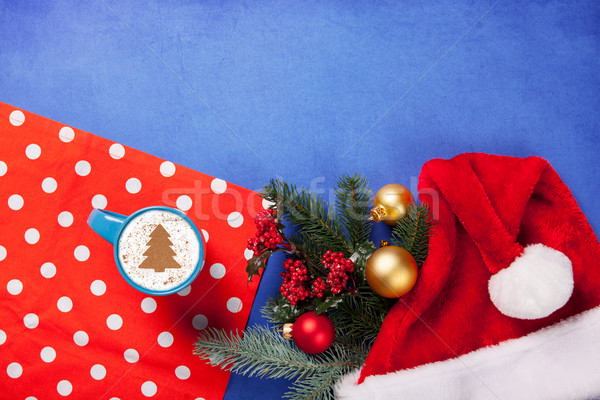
left=262, top=178, right=351, bottom=257
left=193, top=325, right=367, bottom=400
left=329, top=288, right=396, bottom=346
left=390, top=203, right=435, bottom=268
left=334, top=174, right=373, bottom=251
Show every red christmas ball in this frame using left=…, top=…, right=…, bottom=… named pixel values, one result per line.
left=288, top=311, right=335, bottom=354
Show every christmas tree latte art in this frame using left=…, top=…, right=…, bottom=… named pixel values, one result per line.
left=118, top=210, right=200, bottom=291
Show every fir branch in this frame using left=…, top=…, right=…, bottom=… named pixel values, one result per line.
left=262, top=179, right=351, bottom=256
left=194, top=326, right=365, bottom=384
left=284, top=370, right=339, bottom=400
left=329, top=287, right=395, bottom=345
left=334, top=174, right=373, bottom=252
left=390, top=203, right=435, bottom=268
left=284, top=341, right=366, bottom=400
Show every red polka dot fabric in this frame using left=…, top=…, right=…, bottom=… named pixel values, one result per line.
left=0, top=101, right=263, bottom=399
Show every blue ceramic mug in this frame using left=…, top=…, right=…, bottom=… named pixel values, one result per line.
left=87, top=206, right=205, bottom=295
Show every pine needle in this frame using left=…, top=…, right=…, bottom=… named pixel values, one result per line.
left=334, top=174, right=373, bottom=251
left=262, top=179, right=351, bottom=256
left=390, top=204, right=435, bottom=268
left=329, top=287, right=395, bottom=345
left=194, top=326, right=365, bottom=384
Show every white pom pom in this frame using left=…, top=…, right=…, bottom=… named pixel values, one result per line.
left=488, top=244, right=573, bottom=320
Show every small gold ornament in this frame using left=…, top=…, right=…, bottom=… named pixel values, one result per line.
left=366, top=241, right=418, bottom=298
left=282, top=323, right=293, bottom=340
left=369, top=184, right=414, bottom=225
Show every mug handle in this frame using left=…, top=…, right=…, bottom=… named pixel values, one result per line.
left=87, top=209, right=127, bottom=245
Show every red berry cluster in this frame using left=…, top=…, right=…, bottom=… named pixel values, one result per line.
left=311, top=277, right=327, bottom=298
left=279, top=251, right=356, bottom=306
left=280, top=259, right=311, bottom=305
left=247, top=209, right=283, bottom=256
left=322, top=250, right=354, bottom=294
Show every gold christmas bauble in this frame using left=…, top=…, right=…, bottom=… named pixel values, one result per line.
left=366, top=243, right=418, bottom=298
left=369, top=184, right=414, bottom=225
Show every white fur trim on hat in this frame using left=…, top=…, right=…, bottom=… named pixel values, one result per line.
left=488, top=243, right=573, bottom=320
left=335, top=305, right=600, bottom=400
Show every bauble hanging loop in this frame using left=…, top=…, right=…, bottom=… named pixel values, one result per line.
left=369, top=184, right=415, bottom=225
left=366, top=241, right=418, bottom=298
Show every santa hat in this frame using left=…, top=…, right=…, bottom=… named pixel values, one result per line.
left=336, top=154, right=600, bottom=400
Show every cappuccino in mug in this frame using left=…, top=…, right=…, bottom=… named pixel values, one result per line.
left=117, top=209, right=201, bottom=291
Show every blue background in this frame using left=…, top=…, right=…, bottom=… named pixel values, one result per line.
left=1, top=1, right=599, bottom=398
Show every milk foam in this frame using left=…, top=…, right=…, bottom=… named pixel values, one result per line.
left=118, top=210, right=200, bottom=291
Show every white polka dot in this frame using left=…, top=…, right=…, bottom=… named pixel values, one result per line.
left=124, top=349, right=139, bottom=363
left=57, top=211, right=74, bottom=227
left=141, top=297, right=157, bottom=313
left=227, top=297, right=243, bottom=313
left=175, top=365, right=191, bottom=380
left=0, top=246, right=5, bottom=261
left=177, top=286, right=191, bottom=296
left=42, top=177, right=58, bottom=193
left=59, top=126, right=75, bottom=142
left=40, top=346, right=56, bottom=363
left=262, top=198, right=275, bottom=210
left=201, top=229, right=209, bottom=243
left=8, top=194, right=24, bottom=210
left=90, top=280, right=106, bottom=296
left=90, top=364, right=106, bottom=380
left=74, top=245, right=90, bottom=261
left=7, top=279, right=23, bottom=295
left=0, top=161, right=7, bottom=176
left=57, top=296, right=73, bottom=312
left=109, top=398, right=120, bottom=400
left=24, top=313, right=39, bottom=329
left=126, top=178, right=142, bottom=194
left=6, top=362, right=22, bottom=378
left=192, top=314, right=208, bottom=330
left=244, top=248, right=254, bottom=260
left=57, top=380, right=72, bottom=396
left=25, top=228, right=40, bottom=244
left=195, top=398, right=206, bottom=400
left=25, top=144, right=41, bottom=160
left=160, top=161, right=176, bottom=177
left=141, top=381, right=157, bottom=397
left=227, top=212, right=244, bottom=228
left=91, top=194, right=107, bottom=209
left=41, top=262, right=56, bottom=278
left=73, top=331, right=89, bottom=346
left=107, top=314, right=123, bottom=330
left=9, top=110, right=25, bottom=126
left=0, top=330, right=6, bottom=345
left=210, top=263, right=226, bottom=279
left=211, top=178, right=227, bottom=194
left=75, top=160, right=91, bottom=176
left=109, top=143, right=125, bottom=159
left=157, top=332, right=174, bottom=348
left=176, top=195, right=192, bottom=211
left=26, top=396, right=37, bottom=400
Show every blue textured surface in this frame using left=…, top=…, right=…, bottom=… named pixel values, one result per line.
left=1, top=1, right=599, bottom=398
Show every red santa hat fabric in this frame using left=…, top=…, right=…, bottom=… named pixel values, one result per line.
left=336, top=153, right=600, bottom=400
